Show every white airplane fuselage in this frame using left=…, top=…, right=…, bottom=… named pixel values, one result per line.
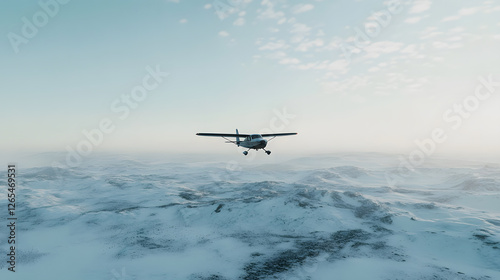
left=239, top=134, right=267, bottom=150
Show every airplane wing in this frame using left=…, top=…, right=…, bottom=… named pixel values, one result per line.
left=196, top=133, right=250, bottom=137
left=261, top=133, right=297, bottom=137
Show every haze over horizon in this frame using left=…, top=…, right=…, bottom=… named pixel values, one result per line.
left=2, top=0, right=500, bottom=159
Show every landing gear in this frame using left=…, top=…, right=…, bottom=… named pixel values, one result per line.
left=243, top=149, right=271, bottom=155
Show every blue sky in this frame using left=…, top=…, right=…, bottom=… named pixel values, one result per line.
left=1, top=0, right=500, bottom=159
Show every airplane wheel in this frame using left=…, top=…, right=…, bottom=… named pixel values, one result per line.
left=266, top=151, right=271, bottom=155
left=243, top=151, right=248, bottom=156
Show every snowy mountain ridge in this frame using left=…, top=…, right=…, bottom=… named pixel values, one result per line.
left=0, top=154, right=498, bottom=279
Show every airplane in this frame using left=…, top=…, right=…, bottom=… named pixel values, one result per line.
left=196, top=129, right=297, bottom=155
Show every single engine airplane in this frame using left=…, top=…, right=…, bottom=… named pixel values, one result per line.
left=196, top=129, right=297, bottom=155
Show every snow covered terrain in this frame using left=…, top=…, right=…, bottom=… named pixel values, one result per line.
left=1, top=154, right=499, bottom=280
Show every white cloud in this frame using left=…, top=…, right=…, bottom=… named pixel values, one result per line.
left=409, top=0, right=431, bottom=14
left=258, top=40, right=289, bottom=51
left=292, top=59, right=349, bottom=74
left=313, top=61, right=331, bottom=70
left=447, top=36, right=462, bottom=41
left=327, top=59, right=350, bottom=74
left=432, top=41, right=447, bottom=49
left=261, top=9, right=285, bottom=20
left=441, top=6, right=487, bottom=22
left=204, top=4, right=211, bottom=9
left=449, top=27, right=465, bottom=33
left=400, top=44, right=419, bottom=57
left=405, top=17, right=421, bottom=24
left=259, top=0, right=285, bottom=19
left=179, top=19, right=187, bottom=24
left=321, top=75, right=369, bottom=93
left=323, top=37, right=343, bottom=51
left=292, top=4, right=314, bottom=14
left=218, top=31, right=230, bottom=37
left=266, top=51, right=286, bottom=59
left=459, top=7, right=480, bottom=16
left=289, top=23, right=312, bottom=43
left=290, top=23, right=311, bottom=34
left=362, top=41, right=404, bottom=59
left=295, top=39, right=324, bottom=52
left=233, top=17, right=245, bottom=26
left=432, top=41, right=462, bottom=50
left=294, top=62, right=318, bottom=70
left=441, top=15, right=460, bottom=22
left=419, top=27, right=444, bottom=40
left=279, top=58, right=301, bottom=64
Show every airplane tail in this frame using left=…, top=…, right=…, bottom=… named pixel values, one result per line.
left=236, top=129, right=240, bottom=146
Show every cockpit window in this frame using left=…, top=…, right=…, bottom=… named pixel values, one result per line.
left=251, top=134, right=262, bottom=139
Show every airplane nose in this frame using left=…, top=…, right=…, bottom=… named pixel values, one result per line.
left=260, top=140, right=267, bottom=147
